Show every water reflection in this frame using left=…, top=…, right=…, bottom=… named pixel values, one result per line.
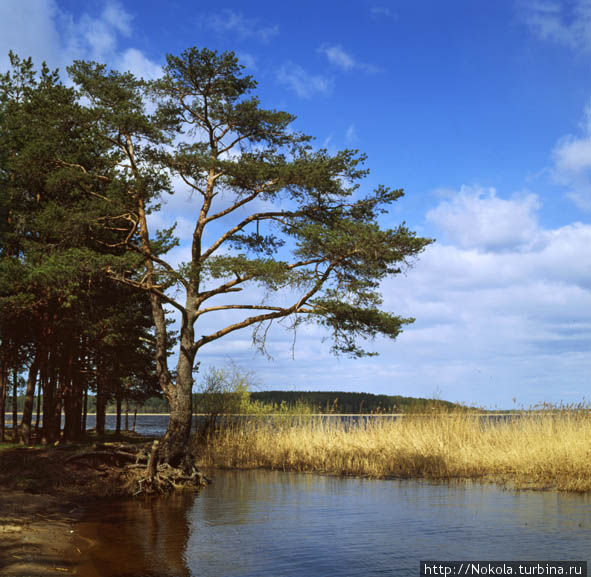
left=76, top=493, right=195, bottom=577
left=76, top=471, right=591, bottom=577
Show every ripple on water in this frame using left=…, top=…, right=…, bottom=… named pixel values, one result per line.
left=75, top=470, right=591, bottom=577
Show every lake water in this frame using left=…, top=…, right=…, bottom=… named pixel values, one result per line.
left=4, top=413, right=525, bottom=439
left=74, top=470, right=591, bottom=577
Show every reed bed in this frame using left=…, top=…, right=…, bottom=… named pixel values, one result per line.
left=195, top=409, right=591, bottom=492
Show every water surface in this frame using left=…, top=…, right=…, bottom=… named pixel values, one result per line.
left=75, top=470, right=591, bottom=577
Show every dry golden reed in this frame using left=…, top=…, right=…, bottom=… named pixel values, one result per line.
left=195, top=409, right=591, bottom=492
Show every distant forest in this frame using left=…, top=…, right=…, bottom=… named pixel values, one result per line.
left=7, top=390, right=461, bottom=416
left=249, top=391, right=459, bottom=413
left=108, top=390, right=458, bottom=414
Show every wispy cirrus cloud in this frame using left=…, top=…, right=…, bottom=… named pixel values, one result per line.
left=345, top=124, right=358, bottom=144
left=206, top=10, right=279, bottom=42
left=276, top=62, right=333, bottom=98
left=317, top=43, right=378, bottom=73
left=520, top=0, right=591, bottom=51
left=370, top=6, right=396, bottom=19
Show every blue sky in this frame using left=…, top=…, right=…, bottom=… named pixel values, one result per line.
left=2, top=0, right=591, bottom=408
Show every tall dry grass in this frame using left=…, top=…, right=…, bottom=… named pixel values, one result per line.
left=195, top=409, right=591, bottom=492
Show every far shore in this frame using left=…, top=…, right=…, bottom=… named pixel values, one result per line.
left=4, top=411, right=534, bottom=418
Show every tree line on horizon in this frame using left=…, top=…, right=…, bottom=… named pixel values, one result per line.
left=3, top=389, right=460, bottom=422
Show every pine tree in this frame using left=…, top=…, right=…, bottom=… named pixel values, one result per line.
left=69, top=47, right=433, bottom=465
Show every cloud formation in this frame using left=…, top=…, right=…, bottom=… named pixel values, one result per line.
left=552, top=101, right=591, bottom=210
left=276, top=62, right=333, bottom=98
left=521, top=0, right=591, bottom=51
left=426, top=186, right=541, bottom=251
left=0, top=0, right=61, bottom=70
left=207, top=10, right=279, bottom=42
left=379, top=188, right=591, bottom=405
left=0, top=0, right=160, bottom=80
left=317, top=43, right=377, bottom=73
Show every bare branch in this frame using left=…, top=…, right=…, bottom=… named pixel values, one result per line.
left=201, top=209, right=291, bottom=261
left=194, top=258, right=342, bottom=350
left=106, top=267, right=187, bottom=316
left=127, top=248, right=190, bottom=291
left=177, top=172, right=206, bottom=196
left=196, top=256, right=326, bottom=304
left=54, top=159, right=112, bottom=183
left=218, top=132, right=253, bottom=156
left=195, top=304, right=286, bottom=318
left=204, top=179, right=279, bottom=225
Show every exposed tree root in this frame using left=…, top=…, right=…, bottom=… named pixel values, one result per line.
left=129, top=462, right=211, bottom=496
left=54, top=440, right=211, bottom=496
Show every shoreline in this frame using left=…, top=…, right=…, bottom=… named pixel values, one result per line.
left=0, top=490, right=94, bottom=576
left=1, top=463, right=588, bottom=576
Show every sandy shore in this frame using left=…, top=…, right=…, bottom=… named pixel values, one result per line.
left=0, top=491, right=94, bottom=576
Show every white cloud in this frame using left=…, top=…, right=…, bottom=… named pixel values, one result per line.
left=0, top=0, right=160, bottom=82
left=0, top=0, right=61, bottom=70
left=207, top=10, right=279, bottom=42
left=117, top=48, right=161, bottom=79
left=70, top=0, right=134, bottom=61
left=318, top=44, right=356, bottom=71
left=276, top=63, right=333, bottom=99
left=345, top=124, right=358, bottom=144
left=101, top=1, right=133, bottom=37
left=521, top=0, right=591, bottom=51
left=374, top=187, right=591, bottom=406
left=236, top=52, right=257, bottom=71
left=317, top=43, right=378, bottom=73
left=551, top=101, right=591, bottom=210
left=426, top=186, right=541, bottom=251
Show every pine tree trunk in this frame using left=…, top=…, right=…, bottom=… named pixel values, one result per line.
left=95, top=352, right=107, bottom=437
left=96, top=385, right=106, bottom=438
left=12, top=368, right=18, bottom=438
left=20, top=353, right=39, bottom=445
left=0, top=358, right=7, bottom=442
left=116, top=393, right=122, bottom=436
left=161, top=388, right=193, bottom=466
left=42, top=342, right=58, bottom=444
left=34, top=387, right=41, bottom=438
left=63, top=365, right=83, bottom=442
left=160, top=325, right=196, bottom=466
left=82, top=387, right=88, bottom=434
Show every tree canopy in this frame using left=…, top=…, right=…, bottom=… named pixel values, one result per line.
left=0, top=47, right=432, bottom=461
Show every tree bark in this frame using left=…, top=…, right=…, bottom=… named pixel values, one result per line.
left=82, top=386, right=88, bottom=434
left=125, top=397, right=129, bottom=432
left=63, top=371, right=84, bottom=442
left=12, top=368, right=18, bottom=437
left=42, top=341, right=59, bottom=444
left=159, top=321, right=196, bottom=466
left=95, top=351, right=107, bottom=437
left=116, top=392, right=122, bottom=436
left=20, top=353, right=39, bottom=445
left=34, top=385, right=41, bottom=438
left=0, top=357, right=7, bottom=442
left=96, top=381, right=106, bottom=438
